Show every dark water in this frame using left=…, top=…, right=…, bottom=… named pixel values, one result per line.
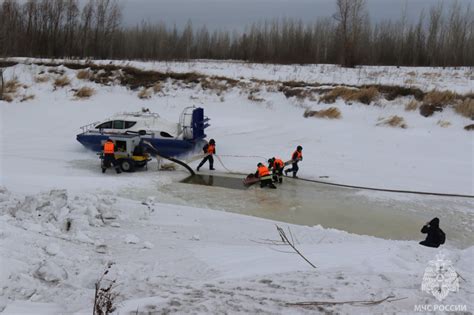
left=181, top=174, right=249, bottom=190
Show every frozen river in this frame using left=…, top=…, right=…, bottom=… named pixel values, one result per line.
left=120, top=172, right=474, bottom=249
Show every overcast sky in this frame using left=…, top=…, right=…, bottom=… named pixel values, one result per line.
left=119, top=0, right=472, bottom=30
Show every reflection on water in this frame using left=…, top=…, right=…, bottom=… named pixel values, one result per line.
left=162, top=174, right=474, bottom=249
left=181, top=175, right=248, bottom=190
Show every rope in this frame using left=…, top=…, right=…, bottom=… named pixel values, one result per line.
left=293, top=176, right=474, bottom=199
left=215, top=155, right=247, bottom=175
left=215, top=155, right=474, bottom=199
left=216, top=154, right=268, bottom=159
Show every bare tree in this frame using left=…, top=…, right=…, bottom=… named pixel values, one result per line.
left=0, top=0, right=472, bottom=66
left=333, top=0, right=367, bottom=67
left=0, top=68, right=4, bottom=100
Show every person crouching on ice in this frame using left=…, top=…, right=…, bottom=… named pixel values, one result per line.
left=285, top=145, right=303, bottom=178
left=256, top=163, right=276, bottom=189
left=268, top=157, right=284, bottom=183
left=197, top=139, right=216, bottom=171
left=419, top=217, right=445, bottom=248
left=102, top=139, right=121, bottom=174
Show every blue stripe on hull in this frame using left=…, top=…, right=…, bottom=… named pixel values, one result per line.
left=76, top=134, right=196, bottom=157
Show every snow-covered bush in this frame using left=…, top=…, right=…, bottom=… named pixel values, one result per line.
left=74, top=87, right=95, bottom=99
left=376, top=115, right=407, bottom=129
left=54, top=76, right=71, bottom=88
left=455, top=98, right=474, bottom=118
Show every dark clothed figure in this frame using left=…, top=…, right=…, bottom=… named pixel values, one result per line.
left=419, top=218, right=445, bottom=248
left=102, top=139, right=121, bottom=174
left=197, top=139, right=216, bottom=171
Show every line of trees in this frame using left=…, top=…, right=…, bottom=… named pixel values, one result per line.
left=1, top=0, right=473, bottom=67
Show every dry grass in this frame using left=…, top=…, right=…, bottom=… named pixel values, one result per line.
left=5, top=79, right=20, bottom=94
left=54, top=76, right=71, bottom=88
left=248, top=92, right=265, bottom=102
left=201, top=78, right=229, bottom=95
left=405, top=100, right=419, bottom=111
left=454, top=98, right=474, bottom=118
left=1, top=94, right=13, bottom=102
left=319, top=87, right=354, bottom=103
left=20, top=94, right=35, bottom=102
left=423, top=90, right=456, bottom=107
left=304, top=107, right=342, bottom=119
left=152, top=82, right=162, bottom=93
left=34, top=75, right=50, bottom=83
left=48, top=68, right=65, bottom=75
left=74, top=87, right=95, bottom=99
left=280, top=86, right=316, bottom=100
left=320, top=86, right=379, bottom=105
left=437, top=120, right=451, bottom=128
left=138, top=87, right=152, bottom=99
left=76, top=70, right=91, bottom=80
left=464, top=124, right=474, bottom=131
left=377, top=115, right=407, bottom=128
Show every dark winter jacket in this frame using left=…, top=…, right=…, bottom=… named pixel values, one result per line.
left=420, top=218, right=445, bottom=248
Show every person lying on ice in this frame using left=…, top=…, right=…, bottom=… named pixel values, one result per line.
left=285, top=145, right=303, bottom=178
left=197, top=139, right=216, bottom=171
left=268, top=157, right=284, bottom=183
left=419, top=217, right=445, bottom=248
left=255, top=163, right=277, bottom=189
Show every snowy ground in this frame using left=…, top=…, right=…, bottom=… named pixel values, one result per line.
left=0, top=60, right=473, bottom=314
left=8, top=57, right=474, bottom=94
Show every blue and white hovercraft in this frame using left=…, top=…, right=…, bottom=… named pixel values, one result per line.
left=76, top=107, right=209, bottom=157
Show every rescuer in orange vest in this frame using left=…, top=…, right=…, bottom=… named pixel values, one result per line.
left=197, top=139, right=216, bottom=171
left=285, top=145, right=303, bottom=178
left=268, top=157, right=285, bottom=183
left=255, top=162, right=277, bottom=189
left=102, top=139, right=122, bottom=174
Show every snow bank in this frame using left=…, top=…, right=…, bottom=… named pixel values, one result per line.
left=1, top=188, right=472, bottom=314
left=8, top=57, right=474, bottom=94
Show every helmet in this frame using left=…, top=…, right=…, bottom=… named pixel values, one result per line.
left=209, top=139, right=216, bottom=145
left=257, top=162, right=263, bottom=167
left=268, top=157, right=275, bottom=164
left=297, top=145, right=303, bottom=151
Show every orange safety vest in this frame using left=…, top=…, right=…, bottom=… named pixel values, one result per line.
left=273, top=158, right=284, bottom=169
left=207, top=144, right=215, bottom=154
left=104, top=141, right=115, bottom=154
left=258, top=165, right=271, bottom=178
left=293, top=150, right=302, bottom=161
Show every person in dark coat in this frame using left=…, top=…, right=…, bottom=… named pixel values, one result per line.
left=419, top=217, right=445, bottom=248
left=197, top=139, right=216, bottom=171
